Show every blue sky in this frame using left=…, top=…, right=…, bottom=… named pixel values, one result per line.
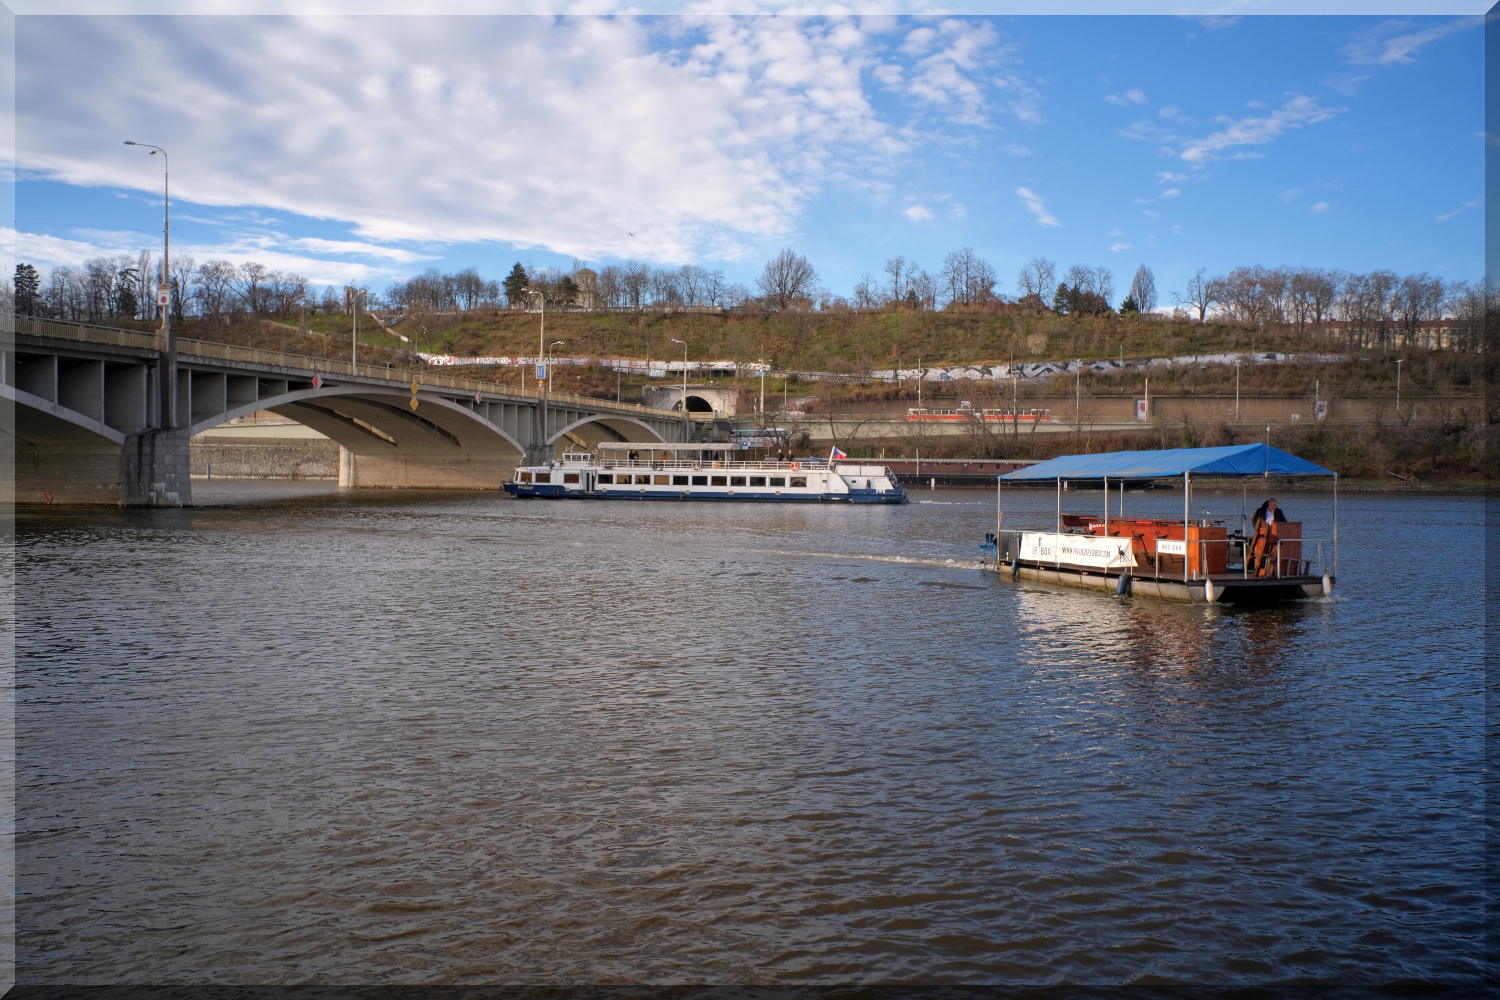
left=11, top=10, right=1485, bottom=307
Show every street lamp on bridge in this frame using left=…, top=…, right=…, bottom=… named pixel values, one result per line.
left=124, top=140, right=174, bottom=428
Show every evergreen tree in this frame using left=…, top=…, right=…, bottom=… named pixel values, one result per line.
left=1051, top=281, right=1071, bottom=314
left=503, top=262, right=530, bottom=306
left=15, top=262, right=39, bottom=315
left=1120, top=295, right=1140, bottom=314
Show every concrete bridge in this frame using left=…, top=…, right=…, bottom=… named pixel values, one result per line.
left=3, top=318, right=688, bottom=505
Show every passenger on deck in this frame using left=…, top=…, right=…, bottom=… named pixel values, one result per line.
left=1250, top=499, right=1287, bottom=576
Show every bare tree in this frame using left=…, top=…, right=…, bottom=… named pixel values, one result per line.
left=620, top=260, right=651, bottom=310
left=884, top=255, right=906, bottom=303
left=1175, top=268, right=1216, bottom=322
left=451, top=267, right=486, bottom=312
left=237, top=261, right=270, bottom=316
left=852, top=272, right=881, bottom=310
left=1128, top=264, right=1157, bottom=313
left=756, top=248, right=818, bottom=310
left=1017, top=256, right=1056, bottom=300
left=940, top=247, right=998, bottom=306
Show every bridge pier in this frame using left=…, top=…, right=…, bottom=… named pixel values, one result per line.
left=121, top=429, right=193, bottom=506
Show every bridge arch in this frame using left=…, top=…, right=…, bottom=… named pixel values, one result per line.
left=6, top=386, right=127, bottom=447
left=189, top=386, right=528, bottom=460
left=546, top=413, right=671, bottom=449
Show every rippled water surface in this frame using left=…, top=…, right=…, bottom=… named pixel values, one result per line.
left=15, top=482, right=1487, bottom=984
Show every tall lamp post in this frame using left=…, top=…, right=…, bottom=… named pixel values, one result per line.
left=671, top=338, right=690, bottom=442
left=527, top=288, right=547, bottom=459
left=125, top=140, right=174, bottom=427
left=550, top=341, right=565, bottom=396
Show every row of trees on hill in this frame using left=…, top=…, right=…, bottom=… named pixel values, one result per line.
left=10, top=250, right=1489, bottom=353
left=12, top=256, right=331, bottom=324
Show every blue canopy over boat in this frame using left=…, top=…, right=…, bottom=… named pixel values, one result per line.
left=1000, top=444, right=1333, bottom=481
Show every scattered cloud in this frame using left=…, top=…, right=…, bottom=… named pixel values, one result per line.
left=1158, top=172, right=1188, bottom=184
left=1161, top=188, right=1181, bottom=198
left=898, top=19, right=1001, bottom=126
left=1345, top=16, right=1482, bottom=66
left=1105, top=88, right=1146, bottom=106
left=1281, top=187, right=1303, bottom=201
left=1179, top=96, right=1340, bottom=165
left=946, top=203, right=967, bottom=220
left=1015, top=186, right=1059, bottom=227
left=1004, top=144, right=1033, bottom=157
left=1190, top=16, right=1240, bottom=32
left=903, top=204, right=933, bottom=221
left=1436, top=199, right=1480, bottom=222
left=1108, top=242, right=1132, bottom=252
left=1159, top=105, right=1186, bottom=121
left=1311, top=201, right=1329, bottom=214
left=1107, top=227, right=1125, bottom=237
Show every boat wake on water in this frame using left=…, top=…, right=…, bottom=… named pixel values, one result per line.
left=750, top=548, right=989, bottom=571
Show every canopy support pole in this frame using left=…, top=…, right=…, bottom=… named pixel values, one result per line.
left=1103, top=475, right=1109, bottom=534
left=1333, top=471, right=1338, bottom=576
left=1056, top=477, right=1061, bottom=534
left=996, top=476, right=1002, bottom=566
left=1184, top=470, right=1190, bottom=583
left=1120, top=479, right=1124, bottom=519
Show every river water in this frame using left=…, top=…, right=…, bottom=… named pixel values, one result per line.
left=13, top=482, right=1488, bottom=985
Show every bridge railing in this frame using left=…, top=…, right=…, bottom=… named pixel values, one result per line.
left=14, top=317, right=675, bottom=418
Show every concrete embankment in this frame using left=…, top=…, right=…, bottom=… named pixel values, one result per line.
left=190, top=415, right=338, bottom=480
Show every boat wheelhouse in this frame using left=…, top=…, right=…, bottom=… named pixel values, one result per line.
left=984, top=444, right=1337, bottom=603
left=505, top=443, right=908, bottom=504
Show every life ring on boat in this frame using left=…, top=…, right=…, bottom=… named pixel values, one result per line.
left=789, top=462, right=800, bottom=471
left=693, top=461, right=701, bottom=470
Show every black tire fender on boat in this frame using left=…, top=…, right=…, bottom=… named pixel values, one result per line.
left=1115, top=573, right=1132, bottom=596
left=1010, top=553, right=1020, bottom=578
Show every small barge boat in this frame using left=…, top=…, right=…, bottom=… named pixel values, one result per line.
left=984, top=444, right=1337, bottom=603
left=505, top=443, right=908, bottom=503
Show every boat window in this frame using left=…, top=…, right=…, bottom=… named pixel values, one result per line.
left=563, top=473, right=580, bottom=484
left=730, top=476, right=746, bottom=486
left=692, top=475, right=708, bottom=486
left=520, top=471, right=533, bottom=483
left=654, top=475, right=671, bottom=486
left=749, top=476, right=766, bottom=486
left=790, top=476, right=807, bottom=488
left=770, top=476, right=785, bottom=487
left=635, top=474, right=652, bottom=485
left=597, top=473, right=613, bottom=484
left=711, top=475, right=728, bottom=486
left=535, top=472, right=552, bottom=484
left=673, top=475, right=689, bottom=486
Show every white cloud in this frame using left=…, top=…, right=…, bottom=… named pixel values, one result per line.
left=1179, top=96, right=1340, bottom=165
left=1311, top=201, right=1329, bottom=214
left=1344, top=16, right=1482, bottom=66
left=1436, top=199, right=1480, bottom=222
left=898, top=19, right=999, bottom=126
left=1159, top=105, right=1184, bottom=120
left=1160, top=188, right=1181, bottom=198
left=1015, top=186, right=1059, bottom=227
left=1104, top=87, right=1146, bottom=107
left=946, top=203, right=966, bottom=220
left=1281, top=187, right=1304, bottom=201
left=903, top=204, right=932, bottom=221
left=1158, top=171, right=1187, bottom=183
left=8, top=227, right=392, bottom=285
left=20, top=16, right=899, bottom=265
left=1108, top=242, right=1132, bottom=252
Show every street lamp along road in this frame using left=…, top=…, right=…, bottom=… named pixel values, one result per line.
left=671, top=339, right=691, bottom=442
left=124, top=140, right=174, bottom=428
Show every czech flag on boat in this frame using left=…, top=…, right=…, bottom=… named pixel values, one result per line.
left=830, top=447, right=848, bottom=461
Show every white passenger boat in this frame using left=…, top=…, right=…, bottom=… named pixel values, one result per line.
left=505, top=443, right=908, bottom=503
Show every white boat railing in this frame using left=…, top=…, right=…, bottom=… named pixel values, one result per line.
left=559, top=459, right=846, bottom=473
